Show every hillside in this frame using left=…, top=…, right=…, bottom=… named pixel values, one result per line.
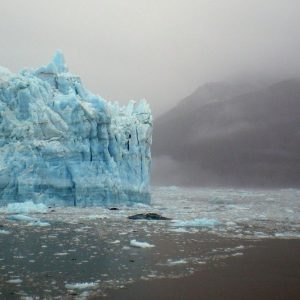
left=152, top=80, right=300, bottom=187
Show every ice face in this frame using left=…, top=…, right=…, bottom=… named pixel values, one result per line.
left=0, top=51, right=152, bottom=206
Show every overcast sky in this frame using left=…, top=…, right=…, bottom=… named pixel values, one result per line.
left=1, top=0, right=299, bottom=116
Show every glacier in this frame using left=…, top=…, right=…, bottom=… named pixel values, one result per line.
left=0, top=51, right=152, bottom=206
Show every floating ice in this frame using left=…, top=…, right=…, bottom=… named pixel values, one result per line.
left=0, top=229, right=10, bottom=234
left=54, top=252, right=68, bottom=256
left=110, top=240, right=120, bottom=244
left=171, top=218, right=220, bottom=228
left=65, top=282, right=98, bottom=290
left=166, top=259, right=188, bottom=266
left=7, top=214, right=37, bottom=222
left=169, top=227, right=189, bottom=233
left=79, top=214, right=108, bottom=220
left=6, top=278, right=23, bottom=284
left=231, top=252, right=243, bottom=256
left=5, top=201, right=48, bottom=214
left=27, top=220, right=50, bottom=227
left=0, top=51, right=152, bottom=207
left=6, top=214, right=50, bottom=226
left=130, top=239, right=155, bottom=248
left=274, top=232, right=300, bottom=238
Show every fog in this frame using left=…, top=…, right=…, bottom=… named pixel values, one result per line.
left=0, top=0, right=300, bottom=116
left=152, top=80, right=300, bottom=187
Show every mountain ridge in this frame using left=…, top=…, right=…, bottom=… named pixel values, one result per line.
left=152, top=79, right=300, bottom=187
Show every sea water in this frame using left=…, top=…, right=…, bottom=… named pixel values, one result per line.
left=0, top=186, right=299, bottom=298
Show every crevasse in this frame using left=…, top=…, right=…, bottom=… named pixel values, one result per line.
left=0, top=51, right=152, bottom=206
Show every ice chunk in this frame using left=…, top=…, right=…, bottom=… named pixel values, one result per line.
left=7, top=214, right=38, bottom=222
left=0, top=229, right=10, bottom=235
left=171, top=218, right=220, bottom=228
left=130, top=239, right=155, bottom=248
left=0, top=51, right=152, bottom=207
left=7, top=278, right=23, bottom=284
left=231, top=252, right=243, bottom=256
left=65, top=282, right=98, bottom=290
left=110, top=240, right=120, bottom=244
left=6, top=201, right=48, bottom=214
left=6, top=214, right=49, bottom=226
left=166, top=259, right=187, bottom=266
left=28, top=220, right=50, bottom=227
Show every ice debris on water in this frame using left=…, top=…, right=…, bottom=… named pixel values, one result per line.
left=166, top=259, right=188, bottom=266
left=6, top=278, right=23, bottom=284
left=4, top=201, right=48, bottom=214
left=0, top=186, right=300, bottom=299
left=0, top=50, right=152, bottom=207
left=110, top=240, right=120, bottom=244
left=130, top=239, right=155, bottom=248
left=231, top=252, right=243, bottom=256
left=7, top=214, right=37, bottom=222
left=171, top=218, right=220, bottom=228
left=6, top=214, right=50, bottom=226
left=27, top=220, right=50, bottom=227
left=65, top=282, right=98, bottom=290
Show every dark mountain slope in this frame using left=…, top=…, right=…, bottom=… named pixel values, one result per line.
left=152, top=80, right=300, bottom=187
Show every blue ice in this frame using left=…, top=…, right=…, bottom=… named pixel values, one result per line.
left=0, top=51, right=152, bottom=207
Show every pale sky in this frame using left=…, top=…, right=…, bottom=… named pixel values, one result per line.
left=1, top=0, right=299, bottom=116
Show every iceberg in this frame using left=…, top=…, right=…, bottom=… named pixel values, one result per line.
left=0, top=51, right=152, bottom=206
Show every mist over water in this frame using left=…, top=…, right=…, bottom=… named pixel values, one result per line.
left=152, top=80, right=300, bottom=187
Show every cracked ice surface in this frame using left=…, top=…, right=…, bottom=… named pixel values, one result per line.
left=0, top=51, right=152, bottom=206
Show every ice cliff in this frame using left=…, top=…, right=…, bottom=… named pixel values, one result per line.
left=0, top=51, right=152, bottom=206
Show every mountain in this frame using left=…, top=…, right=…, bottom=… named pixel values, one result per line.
left=152, top=80, right=300, bottom=187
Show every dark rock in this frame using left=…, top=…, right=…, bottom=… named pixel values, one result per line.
left=128, top=213, right=171, bottom=220
left=109, top=207, right=119, bottom=211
